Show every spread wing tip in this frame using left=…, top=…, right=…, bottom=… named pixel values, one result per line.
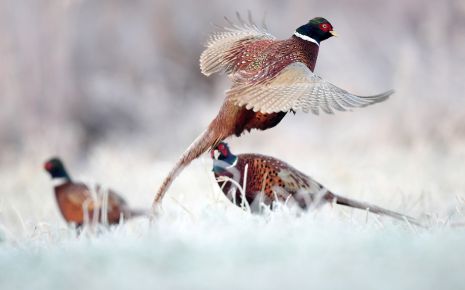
left=359, top=89, right=394, bottom=106
left=374, top=89, right=394, bottom=100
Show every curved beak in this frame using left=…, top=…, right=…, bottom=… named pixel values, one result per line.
left=329, top=30, right=338, bottom=37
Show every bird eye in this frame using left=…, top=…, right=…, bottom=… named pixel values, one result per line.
left=320, top=23, right=330, bottom=32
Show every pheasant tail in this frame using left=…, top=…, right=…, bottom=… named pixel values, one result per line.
left=328, top=192, right=423, bottom=227
left=153, top=129, right=220, bottom=208
left=127, top=208, right=149, bottom=218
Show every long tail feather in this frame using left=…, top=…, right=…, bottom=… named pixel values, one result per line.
left=328, top=192, right=424, bottom=227
left=128, top=208, right=150, bottom=218
left=153, top=128, right=220, bottom=209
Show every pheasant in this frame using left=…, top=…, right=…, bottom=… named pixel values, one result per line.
left=211, top=142, right=421, bottom=226
left=153, top=13, right=393, bottom=208
left=44, top=157, right=145, bottom=227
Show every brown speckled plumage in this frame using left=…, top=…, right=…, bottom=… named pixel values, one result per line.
left=214, top=153, right=325, bottom=209
left=212, top=142, right=422, bottom=226
left=225, top=36, right=319, bottom=83
left=44, top=158, right=144, bottom=227
left=153, top=14, right=393, bottom=208
left=53, top=182, right=139, bottom=227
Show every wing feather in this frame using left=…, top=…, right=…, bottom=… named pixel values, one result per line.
left=200, top=13, right=276, bottom=76
left=227, top=62, right=393, bottom=115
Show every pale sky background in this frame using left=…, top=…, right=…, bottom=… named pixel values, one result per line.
left=1, top=0, right=464, bottom=161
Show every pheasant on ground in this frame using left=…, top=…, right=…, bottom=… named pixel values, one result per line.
left=211, top=142, right=421, bottom=226
left=153, top=14, right=393, bottom=208
left=44, top=157, right=145, bottom=227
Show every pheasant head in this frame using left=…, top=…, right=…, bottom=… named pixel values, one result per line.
left=44, top=157, right=71, bottom=181
left=211, top=142, right=238, bottom=173
left=294, top=17, right=337, bottom=44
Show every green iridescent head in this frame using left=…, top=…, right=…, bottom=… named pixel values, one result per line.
left=44, top=157, right=71, bottom=180
left=211, top=142, right=237, bottom=173
left=295, top=17, right=336, bottom=44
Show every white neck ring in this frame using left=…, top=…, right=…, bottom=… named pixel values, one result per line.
left=52, top=177, right=69, bottom=187
left=294, top=31, right=319, bottom=46
left=226, top=157, right=238, bottom=169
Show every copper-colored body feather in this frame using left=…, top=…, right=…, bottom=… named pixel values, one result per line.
left=212, top=146, right=421, bottom=226
left=54, top=182, right=141, bottom=226
left=44, top=157, right=144, bottom=227
left=153, top=15, right=393, bottom=207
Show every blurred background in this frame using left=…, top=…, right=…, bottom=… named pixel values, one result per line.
left=1, top=0, right=465, bottom=234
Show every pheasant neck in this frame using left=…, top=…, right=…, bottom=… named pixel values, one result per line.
left=50, top=168, right=71, bottom=182
left=52, top=177, right=70, bottom=187
left=293, top=31, right=319, bottom=46
left=224, top=155, right=238, bottom=167
left=212, top=155, right=238, bottom=173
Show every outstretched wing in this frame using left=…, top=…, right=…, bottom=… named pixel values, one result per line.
left=200, top=12, right=276, bottom=76
left=227, top=62, right=393, bottom=115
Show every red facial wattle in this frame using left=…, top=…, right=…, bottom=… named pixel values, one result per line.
left=44, top=162, right=53, bottom=171
left=217, top=144, right=228, bottom=156
left=319, top=23, right=332, bottom=32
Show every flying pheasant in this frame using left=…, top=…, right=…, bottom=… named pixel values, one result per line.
left=153, top=14, right=393, bottom=208
left=211, top=142, right=421, bottom=226
left=44, top=157, right=145, bottom=227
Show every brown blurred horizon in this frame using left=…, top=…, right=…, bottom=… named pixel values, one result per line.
left=1, top=0, right=465, bottom=164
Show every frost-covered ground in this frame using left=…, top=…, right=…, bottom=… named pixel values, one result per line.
left=2, top=211, right=465, bottom=290
left=1, top=134, right=465, bottom=290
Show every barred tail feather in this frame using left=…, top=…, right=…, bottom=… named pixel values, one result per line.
left=328, top=192, right=424, bottom=227
left=127, top=208, right=150, bottom=218
left=153, top=129, right=219, bottom=209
